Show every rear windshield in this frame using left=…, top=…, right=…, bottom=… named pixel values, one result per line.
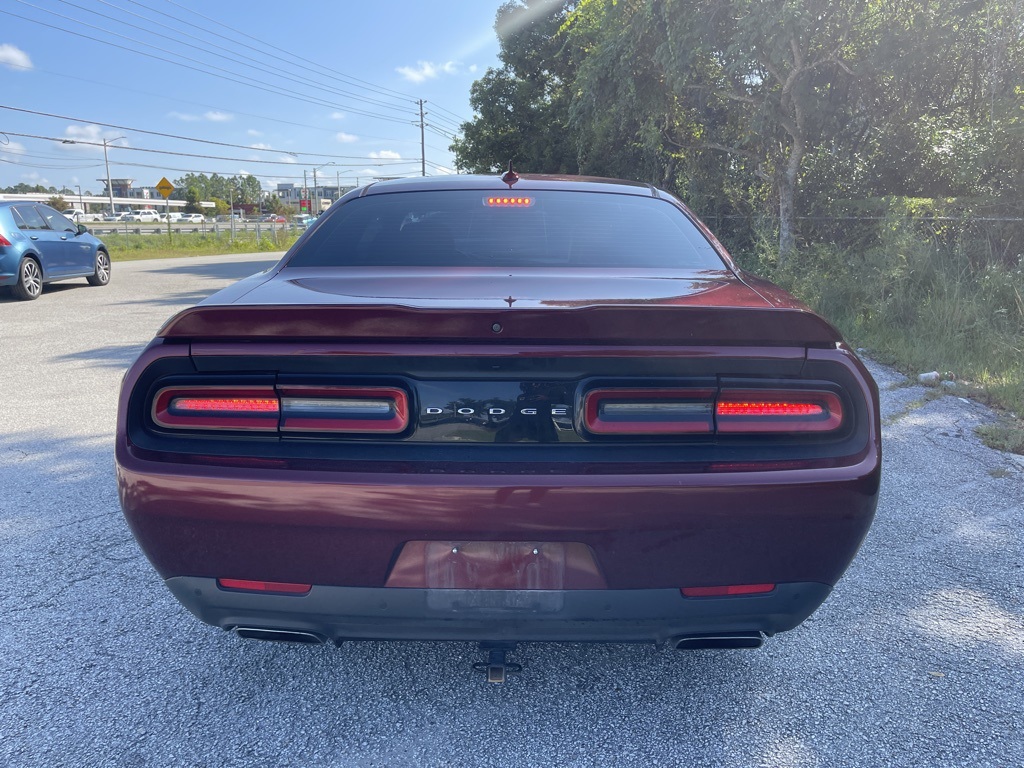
left=285, top=190, right=725, bottom=269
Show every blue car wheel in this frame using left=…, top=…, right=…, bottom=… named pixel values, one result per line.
left=12, top=257, right=43, bottom=300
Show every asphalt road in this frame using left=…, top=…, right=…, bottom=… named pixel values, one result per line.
left=1, top=254, right=1022, bottom=767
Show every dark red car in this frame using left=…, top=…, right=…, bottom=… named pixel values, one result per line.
left=117, top=174, right=879, bottom=677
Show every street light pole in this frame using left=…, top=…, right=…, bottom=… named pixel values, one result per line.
left=313, top=162, right=336, bottom=215
left=75, top=184, right=83, bottom=212
left=64, top=135, right=124, bottom=215
left=102, top=137, right=125, bottom=215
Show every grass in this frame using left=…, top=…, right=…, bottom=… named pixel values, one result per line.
left=737, top=221, right=1024, bottom=455
left=100, top=228, right=301, bottom=262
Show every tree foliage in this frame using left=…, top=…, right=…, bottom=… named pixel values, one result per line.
left=454, top=0, right=1024, bottom=261
left=169, top=173, right=264, bottom=206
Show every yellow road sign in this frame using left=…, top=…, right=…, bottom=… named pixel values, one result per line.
left=156, top=177, right=175, bottom=199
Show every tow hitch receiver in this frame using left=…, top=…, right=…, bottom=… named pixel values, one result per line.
left=473, top=643, right=521, bottom=684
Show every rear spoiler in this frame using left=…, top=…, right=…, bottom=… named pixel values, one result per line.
left=159, top=305, right=843, bottom=346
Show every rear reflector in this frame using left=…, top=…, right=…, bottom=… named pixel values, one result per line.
left=681, top=584, right=776, bottom=597
left=217, top=579, right=312, bottom=595
left=716, top=389, right=843, bottom=433
left=583, top=388, right=715, bottom=435
left=152, top=386, right=280, bottom=431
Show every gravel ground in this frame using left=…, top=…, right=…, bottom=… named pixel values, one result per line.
left=1, top=254, right=1022, bottom=767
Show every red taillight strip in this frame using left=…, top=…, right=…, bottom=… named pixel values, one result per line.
left=172, top=397, right=279, bottom=413
left=716, top=389, right=843, bottom=433
left=152, top=386, right=280, bottom=431
left=681, top=584, right=776, bottom=598
left=278, top=386, right=409, bottom=434
left=217, top=578, right=311, bottom=595
left=583, top=388, right=715, bottom=435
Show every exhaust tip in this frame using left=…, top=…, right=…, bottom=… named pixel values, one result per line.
left=233, top=627, right=326, bottom=645
left=673, top=632, right=764, bottom=650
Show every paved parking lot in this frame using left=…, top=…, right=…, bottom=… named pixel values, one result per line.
left=1, top=254, right=1022, bottom=767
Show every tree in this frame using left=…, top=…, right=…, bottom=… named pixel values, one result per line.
left=451, top=0, right=579, bottom=174
left=265, top=194, right=289, bottom=215
left=47, top=195, right=67, bottom=210
left=183, top=186, right=203, bottom=214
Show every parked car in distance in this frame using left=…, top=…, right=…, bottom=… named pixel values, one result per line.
left=1, top=201, right=111, bottom=300
left=289, top=214, right=314, bottom=230
left=116, top=174, right=880, bottom=675
left=103, top=211, right=132, bottom=222
left=127, top=209, right=161, bottom=223
left=177, top=213, right=206, bottom=224
left=260, top=214, right=287, bottom=223
left=62, top=208, right=100, bottom=223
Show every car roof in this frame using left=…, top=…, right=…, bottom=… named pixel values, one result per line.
left=360, top=173, right=657, bottom=197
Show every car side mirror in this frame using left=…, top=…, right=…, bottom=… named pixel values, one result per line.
left=77, top=224, right=89, bottom=235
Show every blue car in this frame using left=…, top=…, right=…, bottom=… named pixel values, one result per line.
left=0, top=201, right=111, bottom=300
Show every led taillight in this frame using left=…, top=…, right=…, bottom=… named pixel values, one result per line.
left=716, top=389, right=843, bottom=433
left=279, top=386, right=409, bottom=434
left=583, top=388, right=715, bottom=435
left=172, top=398, right=279, bottom=413
left=152, top=387, right=280, bottom=431
left=217, top=578, right=311, bottom=595
left=681, top=583, right=776, bottom=597
left=0, top=234, right=12, bottom=247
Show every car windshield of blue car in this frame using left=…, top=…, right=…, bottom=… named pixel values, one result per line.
left=285, top=190, right=726, bottom=269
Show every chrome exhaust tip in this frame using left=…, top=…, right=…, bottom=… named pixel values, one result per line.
left=233, top=627, right=326, bottom=645
left=673, top=632, right=764, bottom=650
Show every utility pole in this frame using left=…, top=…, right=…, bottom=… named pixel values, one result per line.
left=419, top=99, right=426, bottom=177
left=303, top=169, right=308, bottom=215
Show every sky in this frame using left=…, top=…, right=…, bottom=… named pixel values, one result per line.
left=0, top=0, right=507, bottom=196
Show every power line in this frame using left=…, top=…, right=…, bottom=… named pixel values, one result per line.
left=53, top=0, right=417, bottom=116
left=1, top=131, right=417, bottom=167
left=0, top=105, right=417, bottom=161
left=428, top=101, right=471, bottom=125
left=1, top=61, right=426, bottom=147
left=158, top=0, right=420, bottom=103
left=0, top=5, right=417, bottom=126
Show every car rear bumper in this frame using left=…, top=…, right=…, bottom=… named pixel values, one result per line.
left=118, top=455, right=880, bottom=591
left=166, top=577, right=832, bottom=644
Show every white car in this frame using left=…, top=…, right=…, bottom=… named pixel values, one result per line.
left=178, top=213, right=206, bottom=223
left=127, top=210, right=161, bottom=222
left=62, top=208, right=99, bottom=222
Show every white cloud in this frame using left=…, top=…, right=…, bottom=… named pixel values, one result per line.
left=0, top=141, right=27, bottom=155
left=469, top=64, right=478, bottom=73
left=396, top=60, right=461, bottom=83
left=247, top=129, right=263, bottom=137
left=250, top=143, right=273, bottom=150
left=370, top=150, right=401, bottom=160
left=279, top=155, right=298, bottom=164
left=172, top=110, right=234, bottom=122
left=329, top=112, right=346, bottom=120
left=58, top=125, right=129, bottom=153
left=0, top=44, right=32, bottom=71
left=335, top=132, right=358, bottom=144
